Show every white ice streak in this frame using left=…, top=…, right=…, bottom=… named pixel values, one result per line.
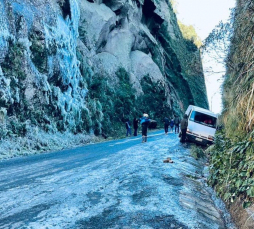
left=0, top=129, right=96, bottom=160
left=0, top=0, right=10, bottom=57
left=43, top=0, right=87, bottom=125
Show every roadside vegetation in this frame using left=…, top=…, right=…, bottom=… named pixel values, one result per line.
left=208, top=130, right=254, bottom=208
left=86, top=68, right=165, bottom=138
left=204, top=0, right=254, bottom=208
left=190, top=145, right=205, bottom=160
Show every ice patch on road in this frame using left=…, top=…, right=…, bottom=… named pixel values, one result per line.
left=0, top=134, right=232, bottom=228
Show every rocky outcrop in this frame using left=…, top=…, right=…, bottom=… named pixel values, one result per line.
left=0, top=0, right=208, bottom=143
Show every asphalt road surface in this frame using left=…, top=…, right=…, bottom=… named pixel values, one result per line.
left=0, top=130, right=235, bottom=229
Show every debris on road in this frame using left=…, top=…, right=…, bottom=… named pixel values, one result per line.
left=163, top=157, right=174, bottom=163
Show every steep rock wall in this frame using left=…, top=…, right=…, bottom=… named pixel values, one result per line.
left=0, top=0, right=208, bottom=139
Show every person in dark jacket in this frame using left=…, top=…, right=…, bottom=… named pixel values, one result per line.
left=140, top=113, right=150, bottom=143
left=174, top=115, right=180, bottom=134
left=133, top=118, right=139, bottom=136
left=169, top=118, right=174, bottom=133
left=180, top=114, right=188, bottom=142
left=164, top=117, right=169, bottom=134
left=125, top=119, right=132, bottom=137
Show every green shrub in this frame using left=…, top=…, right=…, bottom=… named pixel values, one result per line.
left=190, top=145, right=205, bottom=160
left=9, top=120, right=27, bottom=137
left=208, top=130, right=254, bottom=208
left=1, top=39, right=26, bottom=80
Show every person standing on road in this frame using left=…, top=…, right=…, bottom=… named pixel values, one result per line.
left=180, top=114, right=188, bottom=143
left=163, top=117, right=169, bottom=134
left=169, top=118, right=174, bottom=133
left=174, top=115, right=180, bottom=134
left=133, top=117, right=139, bottom=136
left=140, top=113, right=150, bottom=143
left=125, top=119, right=132, bottom=137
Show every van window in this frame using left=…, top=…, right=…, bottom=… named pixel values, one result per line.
left=189, top=111, right=217, bottom=128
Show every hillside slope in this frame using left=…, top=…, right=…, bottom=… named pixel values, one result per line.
left=0, top=0, right=208, bottom=158
left=208, top=0, right=254, bottom=227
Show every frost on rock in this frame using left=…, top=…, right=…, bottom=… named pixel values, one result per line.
left=43, top=0, right=89, bottom=132
left=0, top=0, right=10, bottom=62
left=0, top=67, right=13, bottom=106
left=0, top=127, right=97, bottom=160
left=0, top=0, right=94, bottom=159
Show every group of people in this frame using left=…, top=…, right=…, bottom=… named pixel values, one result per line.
left=164, top=114, right=188, bottom=143
left=125, top=113, right=189, bottom=143
left=163, top=115, right=180, bottom=134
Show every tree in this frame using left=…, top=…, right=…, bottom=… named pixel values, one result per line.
left=202, top=9, right=235, bottom=71
left=178, top=21, right=202, bottom=48
left=169, top=0, right=202, bottom=48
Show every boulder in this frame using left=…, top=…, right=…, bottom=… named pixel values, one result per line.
left=79, top=1, right=116, bottom=51
left=103, top=0, right=127, bottom=11
left=102, top=27, right=135, bottom=70
left=91, top=52, right=121, bottom=81
left=130, top=50, right=164, bottom=82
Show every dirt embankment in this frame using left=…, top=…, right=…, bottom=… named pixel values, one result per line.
left=228, top=200, right=254, bottom=228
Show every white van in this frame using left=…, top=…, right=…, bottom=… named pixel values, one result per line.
left=184, top=105, right=218, bottom=145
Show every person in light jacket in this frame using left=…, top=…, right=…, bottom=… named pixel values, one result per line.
left=140, top=113, right=150, bottom=143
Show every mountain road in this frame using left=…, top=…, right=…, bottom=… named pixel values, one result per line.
left=0, top=130, right=235, bottom=229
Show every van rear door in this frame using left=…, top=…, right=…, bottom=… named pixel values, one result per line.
left=187, top=110, right=217, bottom=142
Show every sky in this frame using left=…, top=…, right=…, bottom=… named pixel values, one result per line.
left=175, top=0, right=236, bottom=114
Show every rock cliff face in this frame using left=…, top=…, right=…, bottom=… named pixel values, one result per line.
left=0, top=0, right=208, bottom=139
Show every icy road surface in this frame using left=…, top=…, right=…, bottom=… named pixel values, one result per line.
left=0, top=130, right=235, bottom=229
